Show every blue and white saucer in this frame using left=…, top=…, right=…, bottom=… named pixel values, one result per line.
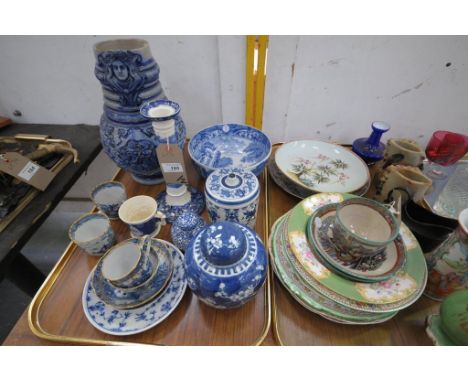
left=83, top=240, right=187, bottom=336
left=92, top=239, right=173, bottom=309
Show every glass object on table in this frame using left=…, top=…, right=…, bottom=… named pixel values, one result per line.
left=424, top=131, right=467, bottom=180
left=432, top=160, right=468, bottom=219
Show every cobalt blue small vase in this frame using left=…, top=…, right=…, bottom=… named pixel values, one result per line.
left=352, top=121, right=391, bottom=164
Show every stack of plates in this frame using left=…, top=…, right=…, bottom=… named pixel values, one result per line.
left=82, top=239, right=187, bottom=336
left=269, top=193, right=428, bottom=324
left=269, top=140, right=371, bottom=199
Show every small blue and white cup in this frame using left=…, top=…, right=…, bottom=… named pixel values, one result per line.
left=91, top=181, right=127, bottom=219
left=118, top=195, right=166, bottom=238
left=100, top=236, right=155, bottom=288
left=68, top=213, right=115, bottom=256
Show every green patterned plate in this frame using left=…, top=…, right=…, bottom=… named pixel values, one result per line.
left=426, top=315, right=456, bottom=346
left=286, top=193, right=427, bottom=310
left=270, top=215, right=397, bottom=323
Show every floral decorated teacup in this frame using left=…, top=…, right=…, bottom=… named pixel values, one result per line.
left=68, top=213, right=115, bottom=256
left=118, top=195, right=165, bottom=238
left=330, top=198, right=400, bottom=258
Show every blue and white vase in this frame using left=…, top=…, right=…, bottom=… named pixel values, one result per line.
left=171, top=211, right=206, bottom=252
left=93, top=39, right=186, bottom=185
left=184, top=221, right=267, bottom=309
left=205, top=167, right=260, bottom=229
left=156, top=184, right=205, bottom=224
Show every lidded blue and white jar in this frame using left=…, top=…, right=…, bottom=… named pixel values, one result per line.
left=205, top=168, right=260, bottom=229
left=184, top=221, right=267, bottom=309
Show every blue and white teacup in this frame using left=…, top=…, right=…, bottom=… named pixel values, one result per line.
left=100, top=236, right=155, bottom=288
left=68, top=213, right=115, bottom=256
left=91, top=181, right=127, bottom=219
left=118, top=195, right=166, bottom=238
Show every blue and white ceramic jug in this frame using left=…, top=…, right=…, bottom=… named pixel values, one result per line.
left=184, top=221, right=267, bottom=309
left=94, top=39, right=186, bottom=184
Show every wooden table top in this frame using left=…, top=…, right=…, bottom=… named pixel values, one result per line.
left=3, top=145, right=440, bottom=346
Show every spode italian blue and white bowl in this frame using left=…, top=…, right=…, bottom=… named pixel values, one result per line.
left=188, top=123, right=272, bottom=178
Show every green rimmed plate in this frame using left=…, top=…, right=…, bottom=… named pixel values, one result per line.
left=306, top=203, right=406, bottom=283
left=270, top=214, right=397, bottom=324
left=426, top=315, right=456, bottom=346
left=285, top=193, right=427, bottom=312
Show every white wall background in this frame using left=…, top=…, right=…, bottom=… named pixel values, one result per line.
left=0, top=35, right=245, bottom=197
left=263, top=36, right=468, bottom=145
left=1, top=36, right=468, bottom=197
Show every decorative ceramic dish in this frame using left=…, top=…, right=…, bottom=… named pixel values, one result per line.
left=282, top=193, right=427, bottom=312
left=275, top=140, right=370, bottom=193
left=306, top=203, right=406, bottom=282
left=91, top=239, right=173, bottom=309
left=188, top=123, right=272, bottom=178
left=83, top=240, right=187, bottom=336
left=268, top=156, right=370, bottom=199
left=270, top=215, right=397, bottom=324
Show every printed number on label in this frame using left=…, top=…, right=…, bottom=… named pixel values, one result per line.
left=161, top=163, right=184, bottom=173
left=18, top=161, right=40, bottom=181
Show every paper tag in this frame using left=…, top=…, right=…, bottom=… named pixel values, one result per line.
left=161, top=162, right=184, bottom=173
left=18, top=161, right=40, bottom=181
left=0, top=152, right=56, bottom=191
left=156, top=144, right=188, bottom=184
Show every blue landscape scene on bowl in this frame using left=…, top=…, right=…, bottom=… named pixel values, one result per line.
left=188, top=124, right=272, bottom=177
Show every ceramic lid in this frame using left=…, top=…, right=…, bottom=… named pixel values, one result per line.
left=200, top=222, right=247, bottom=266
left=174, top=211, right=205, bottom=231
left=440, top=289, right=468, bottom=345
left=205, top=167, right=259, bottom=205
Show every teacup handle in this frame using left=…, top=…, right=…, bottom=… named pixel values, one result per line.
left=383, top=195, right=402, bottom=226
left=154, top=210, right=166, bottom=225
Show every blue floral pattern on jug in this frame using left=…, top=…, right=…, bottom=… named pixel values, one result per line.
left=188, top=124, right=272, bottom=178
left=155, top=186, right=205, bottom=224
left=83, top=240, right=187, bottom=335
left=184, top=221, right=267, bottom=309
left=171, top=211, right=206, bottom=252
left=92, top=239, right=173, bottom=309
left=94, top=40, right=186, bottom=185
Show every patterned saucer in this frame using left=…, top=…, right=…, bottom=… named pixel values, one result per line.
left=284, top=193, right=427, bottom=312
left=83, top=240, right=187, bottom=336
left=92, top=239, right=173, bottom=309
left=270, top=215, right=397, bottom=324
left=306, top=203, right=406, bottom=282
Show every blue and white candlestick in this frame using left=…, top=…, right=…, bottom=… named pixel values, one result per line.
left=155, top=184, right=205, bottom=224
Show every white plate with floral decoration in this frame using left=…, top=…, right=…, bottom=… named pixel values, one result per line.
left=275, top=140, right=370, bottom=193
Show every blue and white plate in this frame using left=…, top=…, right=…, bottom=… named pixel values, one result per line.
left=83, top=240, right=187, bottom=336
left=188, top=123, right=272, bottom=178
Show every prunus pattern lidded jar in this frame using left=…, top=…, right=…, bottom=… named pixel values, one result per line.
left=184, top=221, right=267, bottom=309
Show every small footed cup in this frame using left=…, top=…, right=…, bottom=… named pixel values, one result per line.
left=68, top=213, right=115, bottom=256
left=330, top=198, right=400, bottom=258
left=118, top=195, right=165, bottom=238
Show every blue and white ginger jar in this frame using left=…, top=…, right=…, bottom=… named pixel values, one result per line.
left=171, top=211, right=206, bottom=252
left=205, top=167, right=260, bottom=229
left=184, top=221, right=267, bottom=309
left=94, top=39, right=186, bottom=185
